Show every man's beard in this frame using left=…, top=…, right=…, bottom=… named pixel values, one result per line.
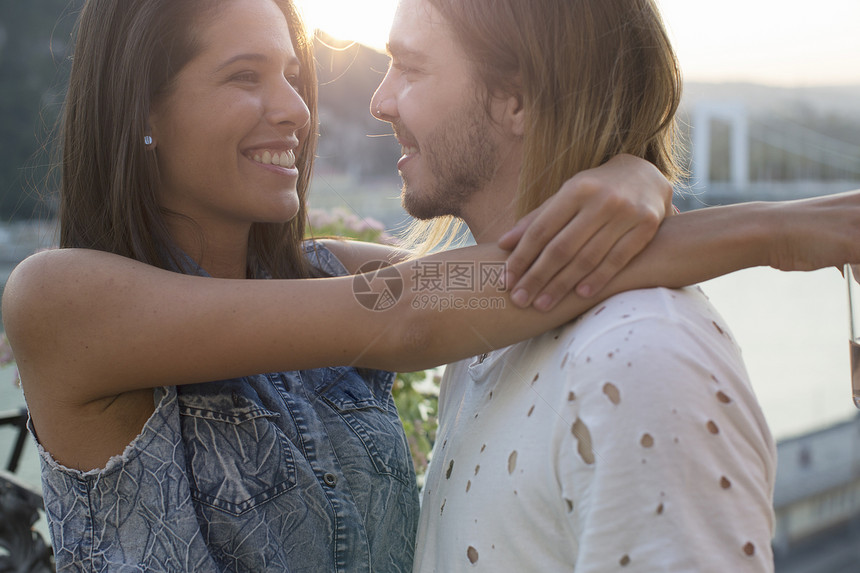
left=398, top=102, right=500, bottom=220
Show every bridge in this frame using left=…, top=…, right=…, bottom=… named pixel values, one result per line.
left=679, top=100, right=860, bottom=209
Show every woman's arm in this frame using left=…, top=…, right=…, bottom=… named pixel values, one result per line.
left=408, top=191, right=860, bottom=372
left=500, top=153, right=673, bottom=308
left=4, top=191, right=858, bottom=405
left=317, top=238, right=412, bottom=273
left=323, top=154, right=673, bottom=302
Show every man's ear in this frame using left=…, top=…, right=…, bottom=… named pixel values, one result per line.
left=502, top=91, right=525, bottom=138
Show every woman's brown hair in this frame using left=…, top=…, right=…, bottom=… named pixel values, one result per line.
left=59, top=0, right=319, bottom=278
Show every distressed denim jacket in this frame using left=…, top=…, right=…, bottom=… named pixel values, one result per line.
left=34, top=244, right=419, bottom=572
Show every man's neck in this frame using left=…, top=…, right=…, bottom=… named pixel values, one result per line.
left=459, top=161, right=520, bottom=245
left=460, top=190, right=518, bottom=244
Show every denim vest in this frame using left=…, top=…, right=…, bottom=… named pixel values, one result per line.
left=34, top=244, right=419, bottom=572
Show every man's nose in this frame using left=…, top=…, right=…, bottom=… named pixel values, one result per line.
left=370, top=74, right=396, bottom=122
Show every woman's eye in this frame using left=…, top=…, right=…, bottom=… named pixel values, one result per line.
left=285, top=74, right=300, bottom=88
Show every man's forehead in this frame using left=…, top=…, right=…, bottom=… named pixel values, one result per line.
left=388, top=0, right=454, bottom=58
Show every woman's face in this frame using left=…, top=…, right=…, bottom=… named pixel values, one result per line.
left=149, top=0, right=310, bottom=242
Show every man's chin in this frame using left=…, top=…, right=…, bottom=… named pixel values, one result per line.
left=401, top=186, right=448, bottom=220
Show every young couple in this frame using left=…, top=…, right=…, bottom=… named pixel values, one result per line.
left=4, top=0, right=860, bottom=570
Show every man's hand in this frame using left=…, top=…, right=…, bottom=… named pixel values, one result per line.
left=498, top=154, right=673, bottom=310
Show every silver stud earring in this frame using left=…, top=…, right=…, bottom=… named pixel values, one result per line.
left=144, top=135, right=153, bottom=146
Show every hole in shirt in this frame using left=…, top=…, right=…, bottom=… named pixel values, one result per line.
left=508, top=451, right=518, bottom=474
left=603, top=383, right=621, bottom=405
left=572, top=418, right=595, bottom=465
left=641, top=434, right=655, bottom=448
left=467, top=546, right=479, bottom=564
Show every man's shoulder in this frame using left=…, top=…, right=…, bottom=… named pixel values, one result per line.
left=548, top=286, right=714, bottom=347
left=523, top=285, right=742, bottom=394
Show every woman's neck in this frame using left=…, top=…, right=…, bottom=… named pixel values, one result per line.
left=166, top=218, right=250, bottom=279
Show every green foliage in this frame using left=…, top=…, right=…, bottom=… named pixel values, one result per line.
left=307, top=207, right=397, bottom=245
left=392, top=370, right=439, bottom=483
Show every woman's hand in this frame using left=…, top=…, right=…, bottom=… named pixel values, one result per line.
left=499, top=154, right=673, bottom=310
left=764, top=189, right=860, bottom=272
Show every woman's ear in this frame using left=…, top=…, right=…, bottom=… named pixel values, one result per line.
left=146, top=104, right=162, bottom=148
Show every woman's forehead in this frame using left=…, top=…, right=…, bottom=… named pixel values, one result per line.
left=193, top=0, right=297, bottom=64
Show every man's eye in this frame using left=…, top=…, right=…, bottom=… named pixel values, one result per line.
left=393, top=62, right=418, bottom=75
left=231, top=71, right=258, bottom=83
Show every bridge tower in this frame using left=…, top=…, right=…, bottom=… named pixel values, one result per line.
left=691, top=101, right=750, bottom=191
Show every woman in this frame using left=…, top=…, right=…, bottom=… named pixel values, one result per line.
left=4, top=0, right=860, bottom=570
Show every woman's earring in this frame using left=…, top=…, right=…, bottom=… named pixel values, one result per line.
left=144, top=135, right=153, bottom=146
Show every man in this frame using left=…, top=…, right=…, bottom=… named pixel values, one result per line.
left=371, top=0, right=776, bottom=570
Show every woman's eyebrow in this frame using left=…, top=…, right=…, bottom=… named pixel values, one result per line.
left=214, top=52, right=300, bottom=72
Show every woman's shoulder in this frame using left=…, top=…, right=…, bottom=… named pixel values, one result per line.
left=1, top=248, right=166, bottom=390
left=6, top=247, right=140, bottom=287
left=3, top=248, right=133, bottom=328
left=3, top=249, right=76, bottom=329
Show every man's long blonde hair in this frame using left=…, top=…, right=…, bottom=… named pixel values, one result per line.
left=407, top=0, right=682, bottom=253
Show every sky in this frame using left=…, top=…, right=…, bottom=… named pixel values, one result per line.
left=295, top=0, right=860, bottom=87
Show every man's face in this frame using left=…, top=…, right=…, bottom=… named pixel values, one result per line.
left=370, top=0, right=501, bottom=220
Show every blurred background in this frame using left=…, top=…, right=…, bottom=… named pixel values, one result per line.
left=1, top=1, right=860, bottom=570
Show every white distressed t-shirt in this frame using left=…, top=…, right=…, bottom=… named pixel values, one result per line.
left=413, top=287, right=776, bottom=572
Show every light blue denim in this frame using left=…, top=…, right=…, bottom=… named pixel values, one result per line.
left=33, top=244, right=419, bottom=572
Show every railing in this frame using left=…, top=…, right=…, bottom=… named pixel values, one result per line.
left=0, top=408, right=54, bottom=572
